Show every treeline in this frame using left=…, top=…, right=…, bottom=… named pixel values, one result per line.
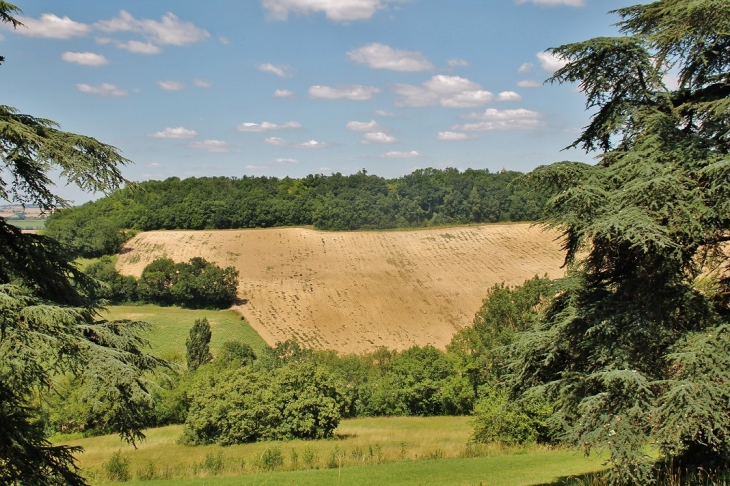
left=86, top=256, right=239, bottom=309
left=47, top=276, right=556, bottom=446
left=45, top=168, right=548, bottom=257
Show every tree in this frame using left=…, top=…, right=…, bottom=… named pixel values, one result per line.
left=1, top=4, right=163, bottom=484
left=510, top=1, right=730, bottom=483
left=186, top=318, right=213, bottom=371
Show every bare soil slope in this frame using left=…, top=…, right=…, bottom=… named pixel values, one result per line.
left=117, top=224, right=564, bottom=353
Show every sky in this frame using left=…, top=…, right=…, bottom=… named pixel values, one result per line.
left=0, top=0, right=638, bottom=204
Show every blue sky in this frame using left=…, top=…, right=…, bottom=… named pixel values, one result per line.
left=1, top=0, right=636, bottom=203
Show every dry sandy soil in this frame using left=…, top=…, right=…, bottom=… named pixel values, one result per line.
left=117, top=224, right=566, bottom=353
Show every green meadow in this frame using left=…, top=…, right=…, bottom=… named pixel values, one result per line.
left=6, top=218, right=45, bottom=230
left=102, top=305, right=270, bottom=361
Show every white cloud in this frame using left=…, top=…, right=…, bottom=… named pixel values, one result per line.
left=392, top=75, right=494, bottom=108
left=515, top=0, right=584, bottom=5
left=276, top=158, right=298, bottom=164
left=362, top=132, right=397, bottom=144
left=189, top=139, right=229, bottom=152
left=13, top=14, right=90, bottom=39
left=148, top=162, right=161, bottom=168
left=117, top=40, right=161, bottom=54
left=497, top=91, right=522, bottom=102
left=320, top=167, right=331, bottom=172
left=346, top=120, right=381, bottom=132
left=438, top=131, right=470, bottom=141
left=257, top=63, right=291, bottom=77
left=158, top=80, right=184, bottom=91
left=518, top=62, right=533, bottom=73
left=148, top=126, right=197, bottom=139
left=382, top=150, right=420, bottom=158
left=347, top=43, right=433, bottom=72
left=274, top=89, right=294, bottom=98
left=61, top=51, right=108, bottom=66
left=264, top=137, right=292, bottom=147
left=536, top=51, right=568, bottom=73
left=236, top=121, right=302, bottom=132
left=219, top=36, right=229, bottom=44
left=76, top=83, right=128, bottom=97
left=261, top=0, right=397, bottom=22
left=95, top=11, right=210, bottom=46
left=517, top=80, right=541, bottom=88
left=246, top=165, right=269, bottom=169
left=374, top=109, right=395, bottom=117
left=193, top=79, right=212, bottom=88
left=454, top=108, right=545, bottom=131
left=297, top=139, right=329, bottom=149
left=447, top=58, right=469, bottom=67
left=309, top=85, right=380, bottom=101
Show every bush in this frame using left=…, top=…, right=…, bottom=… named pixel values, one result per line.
left=182, top=362, right=346, bottom=445
left=471, top=386, right=552, bottom=446
left=102, top=450, right=130, bottom=482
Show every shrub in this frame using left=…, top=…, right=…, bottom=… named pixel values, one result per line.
left=471, top=386, right=552, bottom=446
left=102, top=450, right=130, bottom=482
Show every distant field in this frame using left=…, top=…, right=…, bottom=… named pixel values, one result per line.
left=116, top=224, right=565, bottom=353
left=102, top=305, right=270, bottom=361
left=59, top=417, right=604, bottom=485
left=6, top=218, right=45, bottom=230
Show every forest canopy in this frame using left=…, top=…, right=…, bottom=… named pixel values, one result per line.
left=45, top=168, right=549, bottom=257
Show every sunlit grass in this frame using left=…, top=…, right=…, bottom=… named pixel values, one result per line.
left=59, top=417, right=606, bottom=485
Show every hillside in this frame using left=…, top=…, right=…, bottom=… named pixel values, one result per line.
left=116, top=223, right=565, bottom=353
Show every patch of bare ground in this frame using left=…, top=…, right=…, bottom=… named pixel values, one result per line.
left=116, top=224, right=565, bottom=353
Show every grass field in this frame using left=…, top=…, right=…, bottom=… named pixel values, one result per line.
left=61, top=417, right=604, bottom=485
left=102, top=305, right=270, bottom=361
left=116, top=224, right=565, bottom=353
left=6, top=218, right=45, bottom=230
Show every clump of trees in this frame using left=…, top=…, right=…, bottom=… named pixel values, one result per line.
left=186, top=318, right=213, bottom=371
left=45, top=168, right=550, bottom=258
left=85, top=256, right=239, bottom=309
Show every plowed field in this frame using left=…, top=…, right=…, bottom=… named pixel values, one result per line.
left=116, top=224, right=565, bottom=353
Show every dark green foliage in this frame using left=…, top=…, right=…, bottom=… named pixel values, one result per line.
left=217, top=340, right=257, bottom=368
left=186, top=318, right=213, bottom=372
left=182, top=362, right=345, bottom=445
left=138, top=257, right=239, bottom=309
left=1, top=6, right=165, bottom=483
left=45, top=168, right=549, bottom=257
left=507, top=1, right=730, bottom=483
left=102, top=450, right=130, bottom=482
left=87, top=256, right=239, bottom=309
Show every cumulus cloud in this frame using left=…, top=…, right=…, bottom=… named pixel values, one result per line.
left=346, top=120, right=381, bottom=132
left=261, top=0, right=397, bottom=22
left=297, top=139, right=329, bottom=149
left=193, top=79, right=212, bottom=88
left=309, top=84, right=380, bottom=101
left=274, top=89, right=294, bottom=98
left=158, top=80, right=184, bottom=91
left=517, top=80, right=541, bottom=88
left=454, top=108, right=545, bottom=131
left=76, top=83, right=128, bottom=97
left=347, top=43, right=433, bottom=72
left=61, top=51, right=108, bottom=66
left=148, top=126, right=197, bottom=139
left=276, top=158, right=298, bottom=164
left=12, top=14, right=90, bottom=39
left=536, top=51, right=568, bottom=73
left=236, top=121, right=302, bottom=132
left=362, top=132, right=397, bottom=144
left=382, top=150, right=420, bottom=158
left=437, top=131, right=470, bottom=141
left=497, top=91, right=522, bottom=102
left=374, top=109, right=395, bottom=117
left=257, top=63, right=291, bottom=77
left=447, top=58, right=469, bottom=67
left=264, top=137, right=292, bottom=147
left=515, top=0, right=585, bottom=5
left=392, top=75, right=494, bottom=108
left=95, top=11, right=210, bottom=47
left=518, top=62, right=533, bottom=73
left=189, top=139, right=229, bottom=152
